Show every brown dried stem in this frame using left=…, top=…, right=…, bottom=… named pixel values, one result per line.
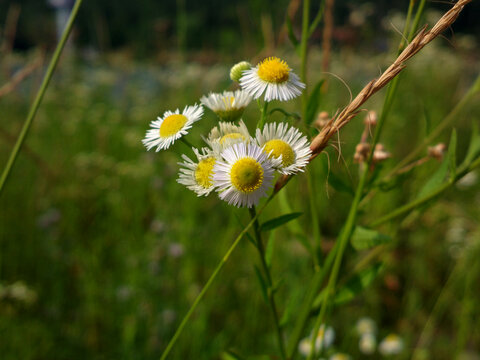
left=275, top=0, right=472, bottom=192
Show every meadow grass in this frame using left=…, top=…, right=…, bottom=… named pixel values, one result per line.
left=1, top=12, right=480, bottom=360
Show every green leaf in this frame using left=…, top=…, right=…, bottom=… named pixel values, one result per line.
left=305, top=80, right=325, bottom=125
left=265, top=230, right=276, bottom=268
left=351, top=226, right=392, bottom=251
left=461, top=122, right=480, bottom=168
left=417, top=152, right=450, bottom=199
left=260, top=212, right=303, bottom=232
left=286, top=16, right=299, bottom=47
left=334, top=263, right=384, bottom=304
left=447, top=129, right=457, bottom=180
left=254, top=266, right=269, bottom=305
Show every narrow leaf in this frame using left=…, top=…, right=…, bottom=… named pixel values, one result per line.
left=417, top=152, right=449, bottom=199
left=351, top=226, right=392, bottom=251
left=260, top=212, right=303, bottom=232
left=221, top=351, right=246, bottom=360
left=305, top=80, right=325, bottom=124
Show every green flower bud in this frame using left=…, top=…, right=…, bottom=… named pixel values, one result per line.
left=230, top=61, right=252, bottom=82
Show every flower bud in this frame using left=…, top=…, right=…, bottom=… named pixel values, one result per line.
left=364, top=110, right=377, bottom=126
left=230, top=61, right=252, bottom=82
left=428, top=143, right=446, bottom=161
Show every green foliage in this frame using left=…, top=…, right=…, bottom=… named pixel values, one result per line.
left=259, top=212, right=303, bottom=232
left=351, top=226, right=392, bottom=251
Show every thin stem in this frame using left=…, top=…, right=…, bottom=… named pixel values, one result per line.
left=306, top=170, right=321, bottom=268
left=180, top=137, right=195, bottom=149
left=306, top=2, right=423, bottom=356
left=369, top=157, right=480, bottom=228
left=249, top=206, right=287, bottom=360
left=258, top=101, right=269, bottom=129
left=386, top=73, right=480, bottom=178
left=308, top=0, right=326, bottom=37
left=0, top=0, right=83, bottom=196
left=159, top=195, right=274, bottom=360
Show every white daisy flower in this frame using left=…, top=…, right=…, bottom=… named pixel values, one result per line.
left=142, top=104, right=203, bottom=151
left=356, top=317, right=377, bottom=335
left=200, top=90, right=252, bottom=122
left=240, top=56, right=305, bottom=102
left=256, top=122, right=312, bottom=175
left=298, top=325, right=335, bottom=357
left=378, top=334, right=404, bottom=356
left=206, top=120, right=253, bottom=153
left=213, top=142, right=276, bottom=208
left=177, top=147, right=217, bottom=196
left=359, top=333, right=377, bottom=355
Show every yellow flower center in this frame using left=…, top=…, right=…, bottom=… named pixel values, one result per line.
left=257, top=57, right=290, bottom=83
left=264, top=139, right=295, bottom=167
left=219, top=132, right=245, bottom=144
left=194, top=157, right=216, bottom=188
left=159, top=114, right=188, bottom=137
left=230, top=158, right=264, bottom=193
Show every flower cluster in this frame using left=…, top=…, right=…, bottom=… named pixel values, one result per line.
left=142, top=57, right=310, bottom=208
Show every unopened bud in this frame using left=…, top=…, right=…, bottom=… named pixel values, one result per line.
left=364, top=110, right=377, bottom=126
left=373, top=143, right=391, bottom=163
left=315, top=111, right=331, bottom=129
left=230, top=61, right=252, bottom=82
left=354, top=143, right=371, bottom=163
left=428, top=143, right=446, bottom=161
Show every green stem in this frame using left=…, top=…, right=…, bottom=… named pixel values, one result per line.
left=308, top=0, right=326, bottom=37
left=0, top=0, right=83, bottom=196
left=258, top=101, right=270, bottom=129
left=387, top=73, right=480, bottom=178
left=306, top=170, right=321, bottom=268
left=159, top=196, right=274, bottom=360
left=300, top=0, right=310, bottom=119
left=249, top=206, right=287, bottom=360
left=180, top=137, right=195, bottom=150
left=286, top=239, right=339, bottom=358
left=306, top=2, right=423, bottom=356
left=369, top=157, right=480, bottom=228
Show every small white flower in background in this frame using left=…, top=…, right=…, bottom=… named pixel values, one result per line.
left=142, top=104, right=203, bottom=151
left=298, top=325, right=335, bottom=357
left=240, top=56, right=305, bottom=102
left=201, top=90, right=252, bottom=122
left=177, top=147, right=217, bottom=196
left=379, top=334, right=404, bottom=356
left=256, top=122, right=312, bottom=175
left=356, top=317, right=377, bottom=335
left=206, top=120, right=252, bottom=153
left=456, top=171, right=478, bottom=189
left=359, top=333, right=377, bottom=355
left=213, top=142, right=277, bottom=208
left=329, top=353, right=351, bottom=360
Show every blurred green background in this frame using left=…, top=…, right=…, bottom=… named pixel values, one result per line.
left=0, top=1, right=479, bottom=359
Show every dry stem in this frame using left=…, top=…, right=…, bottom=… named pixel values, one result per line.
left=275, top=0, right=472, bottom=192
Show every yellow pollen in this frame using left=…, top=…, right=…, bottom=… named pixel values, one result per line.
left=257, top=57, right=290, bottom=83
left=221, top=96, right=235, bottom=108
left=159, top=114, right=188, bottom=137
left=195, top=157, right=216, bottom=188
left=264, top=139, right=295, bottom=167
left=230, top=158, right=264, bottom=193
left=219, top=132, right=245, bottom=144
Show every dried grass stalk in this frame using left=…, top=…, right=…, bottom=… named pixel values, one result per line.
left=275, top=0, right=472, bottom=192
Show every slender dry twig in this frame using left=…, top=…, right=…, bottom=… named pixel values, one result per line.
left=0, top=55, right=43, bottom=98
left=321, top=0, right=335, bottom=72
left=275, top=0, right=472, bottom=192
